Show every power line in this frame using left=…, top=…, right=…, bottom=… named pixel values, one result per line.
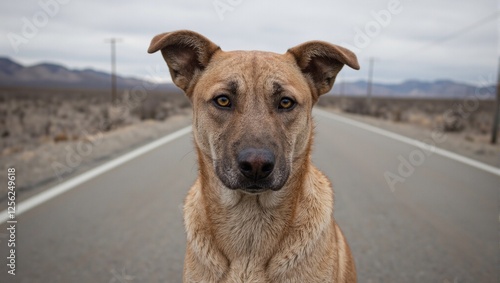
left=425, top=11, right=498, bottom=47
left=392, top=11, right=499, bottom=59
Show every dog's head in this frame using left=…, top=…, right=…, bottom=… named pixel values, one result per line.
left=149, top=30, right=359, bottom=194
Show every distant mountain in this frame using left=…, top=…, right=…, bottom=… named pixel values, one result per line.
left=0, top=57, right=23, bottom=75
left=331, top=79, right=496, bottom=99
left=0, top=57, right=495, bottom=98
left=0, top=57, right=179, bottom=92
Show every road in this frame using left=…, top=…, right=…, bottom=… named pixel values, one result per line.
left=1, top=109, right=499, bottom=282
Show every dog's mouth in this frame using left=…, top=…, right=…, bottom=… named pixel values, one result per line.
left=240, top=185, right=268, bottom=194
left=238, top=182, right=282, bottom=194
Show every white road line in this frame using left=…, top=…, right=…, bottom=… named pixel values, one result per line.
left=314, top=108, right=500, bottom=177
left=0, top=126, right=192, bottom=224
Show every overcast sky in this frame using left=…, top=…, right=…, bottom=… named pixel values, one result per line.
left=1, top=0, right=498, bottom=85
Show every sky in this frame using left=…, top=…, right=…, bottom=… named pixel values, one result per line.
left=1, top=0, right=498, bottom=85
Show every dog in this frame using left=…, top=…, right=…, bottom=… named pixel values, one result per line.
left=148, top=30, right=359, bottom=283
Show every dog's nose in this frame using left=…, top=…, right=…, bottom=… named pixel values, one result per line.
left=237, top=148, right=275, bottom=181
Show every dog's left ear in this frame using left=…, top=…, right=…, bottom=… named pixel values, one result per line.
left=287, top=41, right=360, bottom=97
left=148, top=30, right=220, bottom=94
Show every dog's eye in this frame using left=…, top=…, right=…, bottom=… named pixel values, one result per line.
left=213, top=95, right=231, bottom=108
left=278, top=97, right=296, bottom=110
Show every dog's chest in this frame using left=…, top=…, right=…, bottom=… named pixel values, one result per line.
left=214, top=198, right=287, bottom=260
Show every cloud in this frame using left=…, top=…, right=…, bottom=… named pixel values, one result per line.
left=0, top=0, right=497, bottom=85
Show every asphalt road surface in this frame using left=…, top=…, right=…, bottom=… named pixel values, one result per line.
left=1, top=109, right=499, bottom=283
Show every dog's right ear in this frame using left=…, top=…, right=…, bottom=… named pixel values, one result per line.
left=287, top=41, right=360, bottom=98
left=148, top=30, right=220, bottom=93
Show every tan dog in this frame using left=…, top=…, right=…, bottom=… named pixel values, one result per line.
left=148, top=30, right=359, bottom=283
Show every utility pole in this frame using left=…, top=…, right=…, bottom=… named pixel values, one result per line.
left=340, top=79, right=345, bottom=96
left=491, top=57, right=500, bottom=144
left=366, top=57, right=375, bottom=114
left=104, top=38, right=122, bottom=104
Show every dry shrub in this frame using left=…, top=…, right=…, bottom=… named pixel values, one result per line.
left=441, top=110, right=466, bottom=132
left=0, top=87, right=190, bottom=154
left=318, top=96, right=496, bottom=134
